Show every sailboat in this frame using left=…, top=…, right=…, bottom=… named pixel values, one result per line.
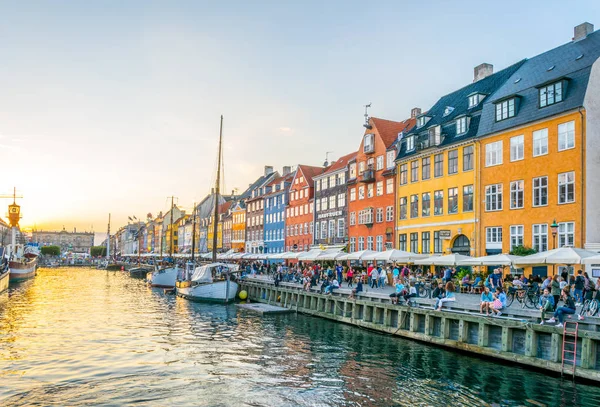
left=6, top=191, right=38, bottom=281
left=176, top=115, right=239, bottom=303
left=147, top=196, right=181, bottom=288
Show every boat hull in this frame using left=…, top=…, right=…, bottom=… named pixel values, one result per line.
left=9, top=259, right=37, bottom=281
left=176, top=280, right=238, bottom=303
left=147, top=267, right=179, bottom=288
left=0, top=271, right=8, bottom=293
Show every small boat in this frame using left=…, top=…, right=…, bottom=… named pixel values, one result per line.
left=130, top=265, right=153, bottom=278
left=8, top=244, right=39, bottom=281
left=147, top=265, right=180, bottom=288
left=176, top=263, right=239, bottom=303
left=0, top=248, right=9, bottom=293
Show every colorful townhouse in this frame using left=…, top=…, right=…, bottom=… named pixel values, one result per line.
left=207, top=201, right=232, bottom=251
left=222, top=209, right=232, bottom=251
left=313, top=152, right=356, bottom=248
left=245, top=167, right=279, bottom=254
left=195, top=193, right=226, bottom=254
left=177, top=214, right=191, bottom=254
left=347, top=116, right=416, bottom=253
left=475, top=23, right=600, bottom=276
left=231, top=201, right=246, bottom=252
left=264, top=169, right=293, bottom=259
left=285, top=165, right=324, bottom=252
left=394, top=61, right=525, bottom=256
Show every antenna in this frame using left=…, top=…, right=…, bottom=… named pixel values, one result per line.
left=324, top=151, right=333, bottom=167
left=363, top=102, right=372, bottom=129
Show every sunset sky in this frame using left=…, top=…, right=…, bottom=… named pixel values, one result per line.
left=0, top=1, right=598, bottom=242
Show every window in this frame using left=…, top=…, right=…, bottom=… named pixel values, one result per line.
left=495, top=98, right=515, bottom=121
left=399, top=197, right=407, bottom=220
left=367, top=236, right=374, bottom=251
left=558, top=171, right=575, bottom=203
left=532, top=224, right=548, bottom=252
left=485, top=141, right=503, bottom=166
left=349, top=163, right=357, bottom=179
left=386, top=178, right=393, bottom=194
left=376, top=207, right=383, bottom=223
left=358, top=237, right=365, bottom=251
left=434, top=154, right=444, bottom=177
left=328, top=220, right=335, bottom=238
left=337, top=172, right=345, bottom=185
left=558, top=121, right=575, bottom=151
left=367, top=184, right=374, bottom=198
left=463, top=145, right=473, bottom=171
left=406, top=136, right=415, bottom=151
left=485, top=184, right=503, bottom=211
left=386, top=206, right=393, bottom=222
left=321, top=197, right=328, bottom=211
left=399, top=164, right=408, bottom=185
left=304, top=222, right=308, bottom=235
left=422, top=157, right=431, bottom=180
left=434, top=231, right=442, bottom=253
left=510, top=225, right=524, bottom=250
left=539, top=81, right=563, bottom=108
left=376, top=181, right=383, bottom=196
left=429, top=126, right=442, bottom=145
left=486, top=227, right=502, bottom=244
left=558, top=222, right=575, bottom=247
left=299, top=205, right=304, bottom=216
left=448, top=187, right=458, bottom=214
left=386, top=150, right=395, bottom=169
left=510, top=135, right=524, bottom=161
left=510, top=180, right=524, bottom=209
left=468, top=94, right=480, bottom=108
left=350, top=188, right=356, bottom=202
left=399, top=234, right=407, bottom=251
left=434, top=190, right=444, bottom=215
left=358, top=208, right=374, bottom=225
left=320, top=222, right=327, bottom=240
left=329, top=175, right=336, bottom=188
left=349, top=237, right=356, bottom=253
left=363, top=134, right=374, bottom=153
left=350, top=212, right=356, bottom=225
left=533, top=129, right=548, bottom=157
left=358, top=186, right=365, bottom=200
left=358, top=161, right=365, bottom=175
left=338, top=193, right=345, bottom=208
left=422, top=192, right=431, bottom=216
left=375, top=235, right=383, bottom=252
left=448, top=150, right=458, bottom=174
left=533, top=176, right=548, bottom=207
left=463, top=185, right=473, bottom=212
left=456, top=116, right=467, bottom=134
left=376, top=155, right=384, bottom=170
left=411, top=160, right=419, bottom=182
left=410, top=233, right=418, bottom=253
left=410, top=195, right=419, bottom=218
left=422, top=232, right=430, bottom=254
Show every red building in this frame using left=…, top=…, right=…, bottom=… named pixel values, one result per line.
left=347, top=114, right=417, bottom=253
left=285, top=165, right=325, bottom=253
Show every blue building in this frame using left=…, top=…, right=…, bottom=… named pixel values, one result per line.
left=263, top=169, right=293, bottom=261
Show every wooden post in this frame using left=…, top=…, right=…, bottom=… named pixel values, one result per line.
left=501, top=327, right=512, bottom=352
left=525, top=329, right=537, bottom=357
left=478, top=322, right=489, bottom=347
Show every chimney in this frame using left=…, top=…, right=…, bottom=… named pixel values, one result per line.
left=411, top=107, right=421, bottom=119
left=474, top=63, right=493, bottom=82
left=264, top=165, right=273, bottom=176
left=574, top=22, right=594, bottom=41
left=282, top=166, right=291, bottom=176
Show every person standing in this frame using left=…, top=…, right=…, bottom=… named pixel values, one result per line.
left=378, top=266, right=387, bottom=288
left=574, top=269, right=585, bottom=304
left=551, top=274, right=561, bottom=311
left=371, top=267, right=379, bottom=289
left=336, top=263, right=343, bottom=286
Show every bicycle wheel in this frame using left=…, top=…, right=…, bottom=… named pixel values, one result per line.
left=517, top=291, right=527, bottom=308
left=524, top=294, right=538, bottom=309
left=589, top=299, right=599, bottom=316
left=506, top=293, right=515, bottom=307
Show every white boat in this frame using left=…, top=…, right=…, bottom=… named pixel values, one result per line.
left=8, top=244, right=39, bottom=281
left=147, top=266, right=180, bottom=288
left=0, top=248, right=8, bottom=293
left=176, top=263, right=239, bottom=303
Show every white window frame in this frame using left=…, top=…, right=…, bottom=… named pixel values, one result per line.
left=558, top=121, right=575, bottom=151
left=510, top=180, right=524, bottom=209
left=386, top=150, right=395, bottom=169
left=350, top=212, right=356, bottom=226
left=485, top=141, right=503, bottom=167
left=558, top=171, right=575, bottom=204
left=510, top=225, right=524, bottom=250
left=485, top=184, right=503, bottom=211
left=456, top=116, right=467, bottom=134
left=376, top=181, right=383, bottom=196
left=386, top=178, right=394, bottom=195
left=558, top=222, right=575, bottom=248
left=486, top=227, right=503, bottom=244
left=376, top=207, right=383, bottom=223
left=338, top=193, right=345, bottom=208
left=376, top=235, right=383, bottom=252
left=532, top=224, right=548, bottom=252
left=533, top=176, right=548, bottom=207
left=495, top=98, right=515, bottom=121
left=337, top=218, right=345, bottom=238
left=350, top=188, right=356, bottom=202
left=386, top=206, right=393, bottom=222
left=358, top=186, right=365, bottom=200
left=376, top=155, right=384, bottom=170
left=510, top=135, right=524, bottom=161
left=533, top=128, right=548, bottom=157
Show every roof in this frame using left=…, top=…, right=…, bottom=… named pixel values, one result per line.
left=263, top=172, right=294, bottom=197
left=478, top=29, right=600, bottom=137
left=314, top=151, right=357, bottom=178
left=218, top=201, right=232, bottom=214
left=371, top=117, right=416, bottom=149
left=397, top=59, right=526, bottom=160
left=297, top=164, right=326, bottom=186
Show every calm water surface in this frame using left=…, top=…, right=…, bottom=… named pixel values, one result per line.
left=1, top=268, right=599, bottom=406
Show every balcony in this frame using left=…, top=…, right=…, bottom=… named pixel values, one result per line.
left=360, top=169, right=375, bottom=183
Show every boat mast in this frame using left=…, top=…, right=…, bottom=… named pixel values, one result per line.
left=212, top=115, right=223, bottom=263
left=169, top=195, right=174, bottom=258
left=106, top=213, right=111, bottom=259
left=191, top=202, right=196, bottom=262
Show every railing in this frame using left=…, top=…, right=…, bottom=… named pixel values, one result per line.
left=360, top=169, right=375, bottom=183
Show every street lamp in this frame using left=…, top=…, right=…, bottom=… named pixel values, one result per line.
left=551, top=219, right=558, bottom=276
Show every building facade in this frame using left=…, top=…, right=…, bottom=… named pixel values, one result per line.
left=245, top=167, right=278, bottom=254
left=231, top=202, right=246, bottom=252
left=348, top=116, right=415, bottom=253
left=313, top=152, right=355, bottom=247
left=285, top=165, right=323, bottom=252
left=264, top=170, right=293, bottom=258
left=32, top=227, right=95, bottom=253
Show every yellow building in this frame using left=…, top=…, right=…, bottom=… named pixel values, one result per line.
left=395, top=62, right=525, bottom=256
left=207, top=201, right=232, bottom=251
left=231, top=201, right=246, bottom=252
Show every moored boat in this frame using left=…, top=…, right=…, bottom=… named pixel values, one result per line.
left=147, top=266, right=180, bottom=288
left=0, top=248, right=8, bottom=293
left=8, top=244, right=39, bottom=281
left=176, top=263, right=239, bottom=303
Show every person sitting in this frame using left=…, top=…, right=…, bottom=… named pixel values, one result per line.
left=538, top=288, right=555, bottom=324
left=490, top=287, right=507, bottom=317
left=547, top=287, right=576, bottom=328
left=435, top=282, right=456, bottom=311
left=471, top=275, right=482, bottom=293
left=389, top=280, right=405, bottom=305
left=480, top=286, right=493, bottom=316
left=461, top=274, right=471, bottom=292
left=320, top=279, right=330, bottom=294
left=349, top=278, right=363, bottom=299
left=431, top=282, right=445, bottom=299
left=403, top=281, right=418, bottom=306
left=512, top=276, right=524, bottom=289
left=541, top=275, right=552, bottom=291
left=324, top=278, right=340, bottom=295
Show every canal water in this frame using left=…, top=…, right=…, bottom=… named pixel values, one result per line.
left=1, top=268, right=599, bottom=407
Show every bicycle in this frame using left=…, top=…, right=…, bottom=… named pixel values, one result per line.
left=580, top=291, right=599, bottom=317
left=523, top=288, right=540, bottom=309
left=416, top=280, right=432, bottom=298
left=506, top=287, right=528, bottom=308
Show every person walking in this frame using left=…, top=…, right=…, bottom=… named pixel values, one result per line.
left=346, top=267, right=354, bottom=288
left=378, top=266, right=387, bottom=288
left=370, top=267, right=379, bottom=289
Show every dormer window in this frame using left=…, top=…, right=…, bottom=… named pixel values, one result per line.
left=405, top=136, right=415, bottom=151
left=363, top=133, right=375, bottom=153
left=468, top=93, right=485, bottom=108
left=539, top=81, right=563, bottom=108
left=416, top=116, right=428, bottom=128
left=456, top=116, right=468, bottom=135
left=495, top=97, right=516, bottom=121
left=429, top=125, right=442, bottom=145
left=443, top=106, right=454, bottom=117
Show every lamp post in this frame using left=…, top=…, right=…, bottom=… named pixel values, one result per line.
left=551, top=219, right=558, bottom=276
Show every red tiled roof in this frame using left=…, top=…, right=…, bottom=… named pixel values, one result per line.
left=218, top=201, right=232, bottom=214
left=266, top=172, right=294, bottom=187
left=298, top=164, right=326, bottom=186
left=319, top=151, right=357, bottom=176
left=371, top=116, right=416, bottom=148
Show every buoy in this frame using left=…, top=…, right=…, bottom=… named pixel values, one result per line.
left=239, top=290, right=248, bottom=300
left=121, top=266, right=124, bottom=271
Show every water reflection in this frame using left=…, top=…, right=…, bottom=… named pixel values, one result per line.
left=0, top=268, right=598, bottom=406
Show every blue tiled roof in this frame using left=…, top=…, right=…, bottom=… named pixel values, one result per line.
left=397, top=60, right=526, bottom=160
left=477, top=30, right=600, bottom=137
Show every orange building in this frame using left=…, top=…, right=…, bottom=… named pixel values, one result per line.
left=347, top=115, right=416, bottom=252
left=285, top=165, right=324, bottom=253
left=230, top=201, right=246, bottom=252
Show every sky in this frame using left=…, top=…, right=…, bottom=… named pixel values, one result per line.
left=0, top=0, right=598, bottom=243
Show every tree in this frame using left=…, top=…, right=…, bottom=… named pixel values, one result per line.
left=510, top=245, right=537, bottom=256
left=90, top=246, right=107, bottom=257
left=40, top=246, right=61, bottom=256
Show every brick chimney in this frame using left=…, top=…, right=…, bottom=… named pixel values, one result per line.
left=474, top=63, right=493, bottom=82
left=574, top=22, right=594, bottom=41
left=264, top=166, right=273, bottom=176
left=411, top=107, right=421, bottom=119
left=282, top=166, right=292, bottom=176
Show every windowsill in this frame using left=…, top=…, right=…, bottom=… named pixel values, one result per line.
left=558, top=146, right=576, bottom=152
left=510, top=207, right=524, bottom=210
left=510, top=158, right=524, bottom=163
left=533, top=153, right=549, bottom=158
left=463, top=209, right=474, bottom=213
left=485, top=209, right=503, bottom=212
left=532, top=203, right=548, bottom=208
left=485, top=163, right=503, bottom=168
left=558, top=201, right=576, bottom=205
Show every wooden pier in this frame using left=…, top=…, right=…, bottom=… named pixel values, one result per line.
left=240, top=278, right=600, bottom=383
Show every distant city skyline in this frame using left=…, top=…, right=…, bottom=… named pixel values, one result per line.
left=0, top=1, right=598, bottom=237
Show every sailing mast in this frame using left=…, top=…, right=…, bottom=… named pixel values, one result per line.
left=191, top=202, right=196, bottom=262
left=106, top=213, right=111, bottom=260
left=212, top=115, right=223, bottom=263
